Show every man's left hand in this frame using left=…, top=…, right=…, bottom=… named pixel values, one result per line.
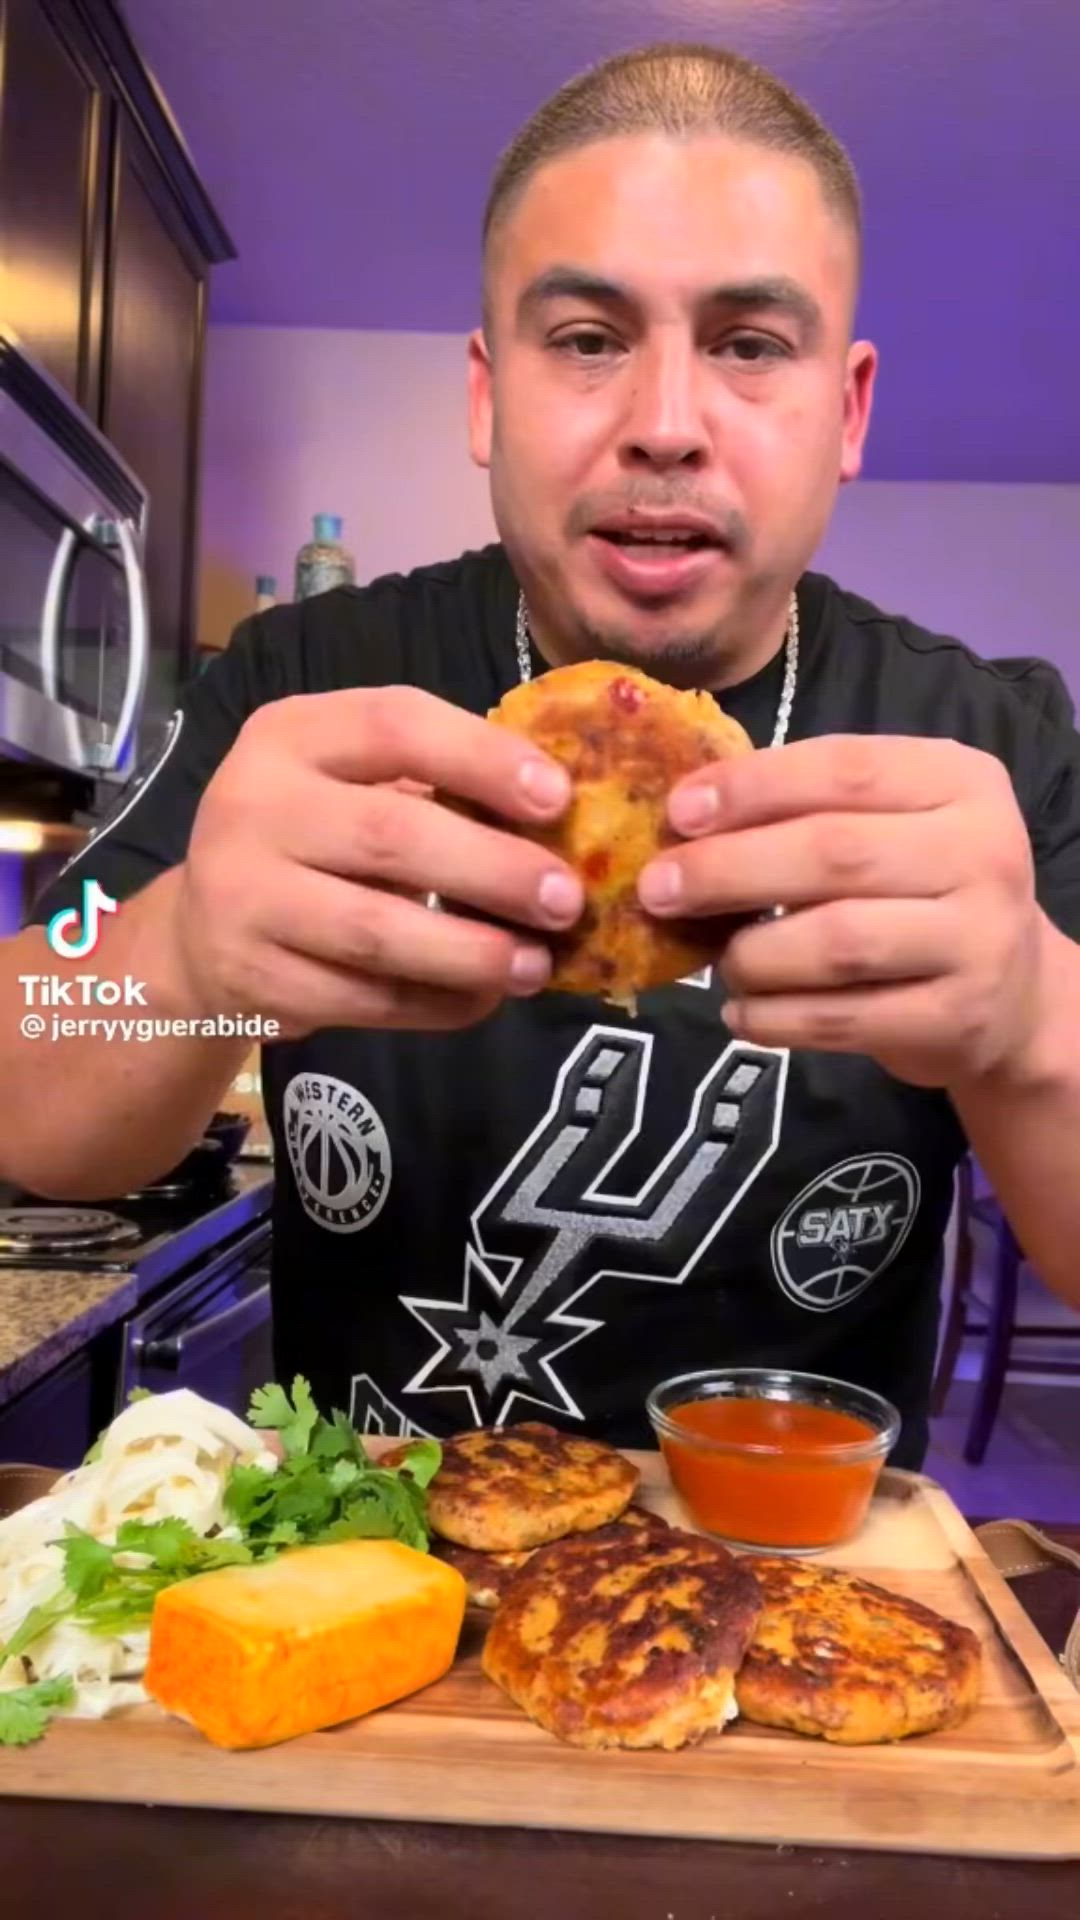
left=637, top=735, right=1046, bottom=1088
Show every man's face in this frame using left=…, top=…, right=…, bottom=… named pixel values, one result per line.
left=469, top=132, right=876, bottom=683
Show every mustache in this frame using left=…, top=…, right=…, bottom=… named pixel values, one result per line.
left=568, top=488, right=750, bottom=556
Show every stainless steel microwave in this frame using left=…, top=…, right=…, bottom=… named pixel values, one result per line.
left=0, top=325, right=149, bottom=781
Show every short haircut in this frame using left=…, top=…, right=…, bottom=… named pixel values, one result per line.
left=482, top=41, right=861, bottom=317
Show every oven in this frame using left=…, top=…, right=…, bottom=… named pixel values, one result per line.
left=0, top=1172, right=276, bottom=1468
left=0, top=325, right=149, bottom=780
left=117, top=1215, right=273, bottom=1415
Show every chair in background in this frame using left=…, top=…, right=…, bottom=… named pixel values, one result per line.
left=932, top=1157, right=1080, bottom=1463
left=932, top=659, right=1079, bottom=1460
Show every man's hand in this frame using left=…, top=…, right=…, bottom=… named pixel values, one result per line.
left=637, top=735, right=1045, bottom=1088
left=175, top=687, right=583, bottom=1038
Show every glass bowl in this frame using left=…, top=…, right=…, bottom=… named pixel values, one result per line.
left=646, top=1367, right=900, bottom=1552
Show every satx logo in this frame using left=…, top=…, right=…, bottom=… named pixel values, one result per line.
left=45, top=878, right=118, bottom=959
left=771, top=1155, right=921, bottom=1312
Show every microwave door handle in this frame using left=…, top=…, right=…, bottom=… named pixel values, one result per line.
left=39, top=523, right=84, bottom=767
left=104, top=514, right=149, bottom=771
left=140, top=1280, right=271, bottom=1372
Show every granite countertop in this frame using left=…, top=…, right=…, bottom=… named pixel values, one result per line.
left=0, top=1266, right=139, bottom=1407
left=0, top=1161, right=275, bottom=1409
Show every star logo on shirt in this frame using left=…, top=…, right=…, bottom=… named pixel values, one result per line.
left=401, top=1247, right=597, bottom=1424
left=452, top=1310, right=539, bottom=1397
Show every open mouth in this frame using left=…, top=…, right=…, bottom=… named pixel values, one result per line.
left=585, top=522, right=729, bottom=600
left=593, top=529, right=717, bottom=552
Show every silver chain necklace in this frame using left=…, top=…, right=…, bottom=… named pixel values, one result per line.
left=514, top=589, right=800, bottom=749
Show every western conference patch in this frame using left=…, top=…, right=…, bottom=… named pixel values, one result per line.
left=770, top=1153, right=920, bottom=1312
left=283, top=1071, right=392, bottom=1233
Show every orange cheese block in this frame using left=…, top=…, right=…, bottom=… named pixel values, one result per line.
left=143, top=1539, right=467, bottom=1750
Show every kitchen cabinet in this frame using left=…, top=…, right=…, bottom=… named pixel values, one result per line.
left=0, top=0, right=234, bottom=740
left=0, top=0, right=107, bottom=411
left=0, top=1325, right=119, bottom=1468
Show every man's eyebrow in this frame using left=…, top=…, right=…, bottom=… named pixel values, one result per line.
left=705, top=277, right=823, bottom=344
left=516, top=268, right=633, bottom=322
left=515, top=267, right=822, bottom=345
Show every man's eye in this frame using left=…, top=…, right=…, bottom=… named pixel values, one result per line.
left=552, top=330, right=617, bottom=359
left=719, top=334, right=790, bottom=364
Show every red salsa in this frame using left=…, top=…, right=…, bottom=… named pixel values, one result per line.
left=659, top=1394, right=883, bottom=1548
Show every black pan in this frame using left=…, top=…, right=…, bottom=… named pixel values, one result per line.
left=142, top=1110, right=252, bottom=1194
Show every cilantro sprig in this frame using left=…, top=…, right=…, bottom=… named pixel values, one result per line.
left=233, top=1376, right=441, bottom=1553
left=0, top=1378, right=441, bottom=1745
left=0, top=1676, right=75, bottom=1747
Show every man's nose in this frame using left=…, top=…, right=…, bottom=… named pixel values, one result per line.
left=618, top=335, right=710, bottom=469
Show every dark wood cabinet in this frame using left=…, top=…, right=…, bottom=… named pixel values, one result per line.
left=0, top=0, right=233, bottom=736
left=102, top=116, right=207, bottom=721
left=0, top=0, right=107, bottom=409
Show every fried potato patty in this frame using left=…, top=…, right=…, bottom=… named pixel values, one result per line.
left=393, top=1422, right=640, bottom=1552
left=482, top=1525, right=762, bottom=1749
left=735, top=1556, right=982, bottom=1744
left=431, top=1539, right=535, bottom=1610
left=489, top=659, right=753, bottom=1005
left=434, top=1504, right=671, bottom=1610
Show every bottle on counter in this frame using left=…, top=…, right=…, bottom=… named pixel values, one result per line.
left=294, top=514, right=356, bottom=600
left=254, top=574, right=277, bottom=614
left=227, top=1045, right=272, bottom=1159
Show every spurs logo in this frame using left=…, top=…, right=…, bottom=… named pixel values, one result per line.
left=403, top=1026, right=787, bottom=1425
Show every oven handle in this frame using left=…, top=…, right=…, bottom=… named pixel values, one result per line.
left=39, top=511, right=149, bottom=773
left=39, top=522, right=83, bottom=765
left=104, top=514, right=149, bottom=772
left=141, top=1280, right=271, bottom=1371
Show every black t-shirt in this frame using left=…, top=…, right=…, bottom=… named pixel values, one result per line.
left=26, top=545, right=1080, bottom=1466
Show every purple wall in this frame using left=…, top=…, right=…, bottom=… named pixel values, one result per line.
left=815, top=482, right=1080, bottom=698
left=124, top=0, right=1080, bottom=483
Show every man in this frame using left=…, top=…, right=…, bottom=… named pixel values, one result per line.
left=4, top=44, right=1080, bottom=1465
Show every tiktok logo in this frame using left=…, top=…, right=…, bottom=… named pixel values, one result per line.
left=46, top=878, right=118, bottom=959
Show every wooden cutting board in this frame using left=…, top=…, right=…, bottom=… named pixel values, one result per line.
left=2, top=1455, right=1079, bottom=1859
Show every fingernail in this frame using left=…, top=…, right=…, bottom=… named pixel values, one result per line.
left=670, top=784, right=719, bottom=834
left=638, top=861, right=683, bottom=911
left=509, top=945, right=551, bottom=993
left=518, top=757, right=570, bottom=811
left=538, top=869, right=583, bottom=923
left=724, top=998, right=745, bottom=1032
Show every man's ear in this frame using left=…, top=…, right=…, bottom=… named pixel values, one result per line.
left=839, top=339, right=877, bottom=484
left=467, top=329, right=493, bottom=469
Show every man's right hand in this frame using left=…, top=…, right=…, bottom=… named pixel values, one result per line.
left=173, top=687, right=584, bottom=1036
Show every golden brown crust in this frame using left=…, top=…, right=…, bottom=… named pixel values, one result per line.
left=404, top=1422, right=640, bottom=1552
left=434, top=1504, right=671, bottom=1610
left=488, top=660, right=753, bottom=1005
left=481, top=1524, right=762, bottom=1749
left=430, top=1540, right=536, bottom=1610
left=735, top=1556, right=982, bottom=1744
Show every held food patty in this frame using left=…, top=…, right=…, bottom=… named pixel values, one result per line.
left=488, top=659, right=753, bottom=1006
left=386, top=1422, right=640, bottom=1552
left=433, top=1504, right=671, bottom=1610
left=735, top=1556, right=982, bottom=1744
left=482, top=1523, right=762, bottom=1749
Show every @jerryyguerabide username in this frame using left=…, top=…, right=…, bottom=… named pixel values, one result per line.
left=18, top=877, right=279, bottom=1043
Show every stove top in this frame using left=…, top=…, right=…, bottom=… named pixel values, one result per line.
left=0, top=1165, right=275, bottom=1292
left=0, top=1206, right=143, bottom=1258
